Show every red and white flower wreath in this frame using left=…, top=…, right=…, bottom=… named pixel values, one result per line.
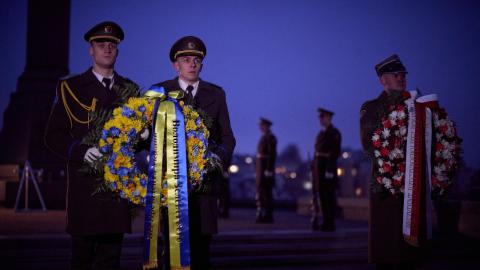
left=371, top=103, right=461, bottom=195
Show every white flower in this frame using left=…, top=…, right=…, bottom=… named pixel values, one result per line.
left=400, top=126, right=407, bottom=136
left=382, top=177, right=392, bottom=188
left=374, top=150, right=381, bottom=157
left=381, top=128, right=391, bottom=139
left=378, top=159, right=384, bottom=167
left=372, top=134, right=380, bottom=141
left=389, top=111, right=398, bottom=120
left=389, top=148, right=403, bottom=159
left=398, top=110, right=406, bottom=119
left=382, top=141, right=389, bottom=148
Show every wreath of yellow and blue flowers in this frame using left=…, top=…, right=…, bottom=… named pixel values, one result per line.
left=98, top=97, right=211, bottom=206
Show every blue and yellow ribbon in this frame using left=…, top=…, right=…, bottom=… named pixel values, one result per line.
left=143, top=86, right=191, bottom=270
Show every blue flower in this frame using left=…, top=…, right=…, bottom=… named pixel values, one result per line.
left=109, top=182, right=117, bottom=190
left=118, top=167, right=129, bottom=177
left=138, top=105, right=146, bottom=113
left=127, top=128, right=137, bottom=141
left=101, top=130, right=109, bottom=140
left=121, top=106, right=135, bottom=117
left=140, top=178, right=147, bottom=186
left=120, top=146, right=130, bottom=156
left=110, top=127, right=120, bottom=137
left=100, top=145, right=111, bottom=154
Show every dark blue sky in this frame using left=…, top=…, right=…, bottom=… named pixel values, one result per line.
left=2, top=0, right=480, bottom=168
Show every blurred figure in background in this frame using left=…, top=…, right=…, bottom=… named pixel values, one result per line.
left=255, top=117, right=277, bottom=223
left=311, top=108, right=341, bottom=231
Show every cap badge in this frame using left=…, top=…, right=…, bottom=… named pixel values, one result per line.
left=187, top=42, right=196, bottom=49
left=104, top=26, right=112, bottom=33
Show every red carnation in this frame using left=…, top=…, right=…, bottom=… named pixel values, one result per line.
left=383, top=163, right=392, bottom=173
left=383, top=120, right=392, bottom=129
left=393, top=179, right=402, bottom=187
left=436, top=142, right=444, bottom=151
left=398, top=163, right=406, bottom=172
left=380, top=148, right=390, bottom=157
left=373, top=140, right=381, bottom=148
left=439, top=125, right=448, bottom=133
left=397, top=119, right=405, bottom=126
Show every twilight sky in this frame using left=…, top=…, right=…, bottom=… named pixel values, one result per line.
left=2, top=0, right=480, bottom=168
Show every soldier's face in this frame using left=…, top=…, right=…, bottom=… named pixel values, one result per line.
left=260, top=123, right=269, bottom=133
left=173, top=56, right=203, bottom=84
left=89, top=41, right=118, bottom=69
left=319, top=115, right=331, bottom=127
left=380, top=73, right=407, bottom=92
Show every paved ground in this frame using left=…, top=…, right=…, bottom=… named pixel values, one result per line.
left=0, top=207, right=367, bottom=235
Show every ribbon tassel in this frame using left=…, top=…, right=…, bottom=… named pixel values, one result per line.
left=143, top=86, right=191, bottom=269
left=403, top=92, right=438, bottom=247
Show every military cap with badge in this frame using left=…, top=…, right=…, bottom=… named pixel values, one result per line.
left=84, top=21, right=124, bottom=44
left=375, top=54, right=408, bottom=76
left=169, top=36, right=207, bottom=62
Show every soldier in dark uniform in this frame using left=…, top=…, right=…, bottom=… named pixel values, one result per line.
left=44, top=22, right=135, bottom=270
left=153, top=36, right=236, bottom=270
left=360, top=54, right=424, bottom=269
left=311, top=108, right=341, bottom=231
left=255, top=118, right=277, bottom=223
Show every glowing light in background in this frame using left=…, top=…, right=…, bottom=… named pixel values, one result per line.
left=229, top=164, right=239, bottom=174
left=303, top=181, right=312, bottom=190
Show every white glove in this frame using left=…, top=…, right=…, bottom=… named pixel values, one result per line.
left=264, top=170, right=274, bottom=177
left=325, top=171, right=335, bottom=179
left=140, top=129, right=149, bottom=140
left=84, top=147, right=103, bottom=163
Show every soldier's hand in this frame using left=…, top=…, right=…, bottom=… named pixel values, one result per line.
left=84, top=147, right=103, bottom=164
left=140, top=128, right=149, bottom=141
left=264, top=170, right=274, bottom=177
left=325, top=171, right=335, bottom=179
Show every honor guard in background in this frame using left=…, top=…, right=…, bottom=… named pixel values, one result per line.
left=153, top=35, right=236, bottom=270
left=44, top=21, right=134, bottom=270
left=255, top=118, right=277, bottom=223
left=360, top=54, right=423, bottom=269
left=311, top=108, right=341, bottom=231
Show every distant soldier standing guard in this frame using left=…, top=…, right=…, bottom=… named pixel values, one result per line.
left=311, top=108, right=341, bottom=231
left=255, top=118, right=277, bottom=223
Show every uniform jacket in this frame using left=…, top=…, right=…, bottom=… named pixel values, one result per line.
left=153, top=78, right=236, bottom=234
left=255, top=131, right=277, bottom=187
left=312, top=124, right=341, bottom=192
left=44, top=68, right=132, bottom=235
left=360, top=90, right=424, bottom=263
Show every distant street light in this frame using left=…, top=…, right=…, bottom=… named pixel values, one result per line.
left=229, top=164, right=239, bottom=174
left=342, top=151, right=350, bottom=159
left=303, top=181, right=312, bottom=190
left=289, top=172, right=297, bottom=179
left=355, top=187, right=363, bottom=197
left=245, top=156, right=253, bottom=164
left=337, top=168, right=345, bottom=177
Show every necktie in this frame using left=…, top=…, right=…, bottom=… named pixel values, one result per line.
left=102, top=78, right=111, bottom=91
left=185, top=85, right=194, bottom=105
